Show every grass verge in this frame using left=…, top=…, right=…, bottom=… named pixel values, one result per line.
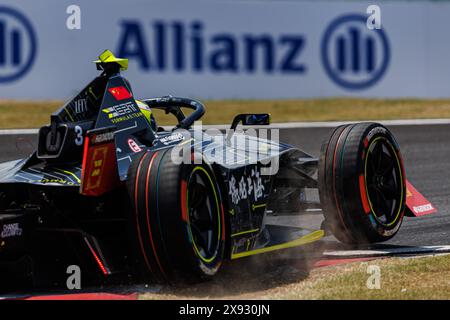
left=269, top=254, right=450, bottom=299
left=138, top=254, right=450, bottom=300
left=1, top=98, right=450, bottom=128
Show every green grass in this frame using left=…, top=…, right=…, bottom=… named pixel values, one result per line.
left=138, top=254, right=450, bottom=300
left=275, top=254, right=450, bottom=300
left=1, top=98, right=450, bottom=128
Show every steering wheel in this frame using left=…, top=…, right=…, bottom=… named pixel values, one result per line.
left=142, top=96, right=205, bottom=131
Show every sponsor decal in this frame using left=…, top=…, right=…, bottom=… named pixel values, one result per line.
left=81, top=131, right=120, bottom=196
left=159, top=132, right=185, bottom=145
left=108, top=86, right=132, bottom=101
left=85, top=146, right=108, bottom=190
left=0, top=6, right=38, bottom=83
left=40, top=178, right=76, bottom=185
left=228, top=168, right=266, bottom=206
left=321, top=14, right=390, bottom=90
left=1, top=223, right=22, bottom=238
left=366, top=126, right=387, bottom=140
left=109, top=112, right=142, bottom=124
left=102, top=101, right=142, bottom=124
left=413, top=204, right=434, bottom=214
left=92, top=131, right=115, bottom=144
left=74, top=98, right=88, bottom=114
left=128, top=138, right=142, bottom=153
left=380, top=223, right=402, bottom=237
left=117, top=20, right=306, bottom=74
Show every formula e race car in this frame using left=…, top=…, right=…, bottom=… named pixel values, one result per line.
left=0, top=51, right=436, bottom=289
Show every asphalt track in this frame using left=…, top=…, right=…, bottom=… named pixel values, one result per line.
left=0, top=122, right=448, bottom=248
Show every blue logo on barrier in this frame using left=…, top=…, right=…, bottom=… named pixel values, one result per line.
left=0, top=6, right=37, bottom=83
left=321, top=14, right=390, bottom=90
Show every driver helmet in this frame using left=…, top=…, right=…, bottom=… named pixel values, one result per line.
left=136, top=100, right=157, bottom=131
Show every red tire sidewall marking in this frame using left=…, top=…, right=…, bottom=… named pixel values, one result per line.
left=321, top=126, right=342, bottom=217
left=321, top=129, right=334, bottom=202
left=134, top=152, right=152, bottom=272
left=144, top=151, right=167, bottom=279
left=331, top=128, right=352, bottom=236
left=359, top=174, right=371, bottom=214
left=181, top=180, right=188, bottom=223
left=399, top=150, right=406, bottom=222
left=397, top=150, right=407, bottom=194
left=220, top=204, right=226, bottom=242
left=397, top=150, right=406, bottom=223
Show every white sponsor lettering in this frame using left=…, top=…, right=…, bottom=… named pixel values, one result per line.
left=102, top=102, right=138, bottom=119
left=74, top=98, right=87, bottom=114
left=413, top=203, right=434, bottom=213
left=1, top=223, right=23, bottom=238
left=228, top=168, right=265, bottom=205
left=367, top=126, right=387, bottom=140
left=93, top=131, right=115, bottom=144
left=160, top=132, right=185, bottom=145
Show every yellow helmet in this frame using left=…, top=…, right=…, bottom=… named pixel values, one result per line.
left=94, top=50, right=128, bottom=71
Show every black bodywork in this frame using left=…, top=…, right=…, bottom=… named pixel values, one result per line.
left=0, top=62, right=320, bottom=291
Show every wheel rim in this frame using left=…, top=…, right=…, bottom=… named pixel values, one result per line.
left=365, top=137, right=404, bottom=226
left=186, top=167, right=221, bottom=263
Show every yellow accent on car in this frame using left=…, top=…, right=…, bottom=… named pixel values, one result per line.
left=54, top=168, right=81, bottom=184
left=231, top=228, right=260, bottom=238
left=406, top=188, right=412, bottom=197
left=140, top=109, right=152, bottom=123
left=252, top=203, right=267, bottom=211
left=136, top=100, right=153, bottom=124
left=94, top=50, right=128, bottom=71
left=231, top=230, right=324, bottom=259
left=65, top=108, right=74, bottom=122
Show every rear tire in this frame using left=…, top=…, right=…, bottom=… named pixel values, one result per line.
left=318, top=123, right=406, bottom=244
left=126, top=149, right=226, bottom=282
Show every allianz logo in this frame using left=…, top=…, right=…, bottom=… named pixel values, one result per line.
left=116, top=20, right=307, bottom=74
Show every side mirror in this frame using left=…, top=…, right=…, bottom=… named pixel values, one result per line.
left=230, top=113, right=271, bottom=131
left=227, top=113, right=271, bottom=143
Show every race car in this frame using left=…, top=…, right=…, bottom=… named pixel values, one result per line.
left=0, top=50, right=436, bottom=289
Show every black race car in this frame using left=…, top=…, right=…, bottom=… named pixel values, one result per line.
left=0, top=51, right=435, bottom=289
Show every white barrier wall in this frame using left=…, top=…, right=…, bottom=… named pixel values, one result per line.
left=0, top=0, right=449, bottom=99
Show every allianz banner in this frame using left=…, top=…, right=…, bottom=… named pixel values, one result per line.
left=0, top=0, right=449, bottom=99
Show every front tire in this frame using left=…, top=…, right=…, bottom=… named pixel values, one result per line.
left=126, top=149, right=226, bottom=282
left=318, top=123, right=406, bottom=244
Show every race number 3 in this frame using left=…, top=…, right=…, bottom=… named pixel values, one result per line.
left=75, top=125, right=83, bottom=146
